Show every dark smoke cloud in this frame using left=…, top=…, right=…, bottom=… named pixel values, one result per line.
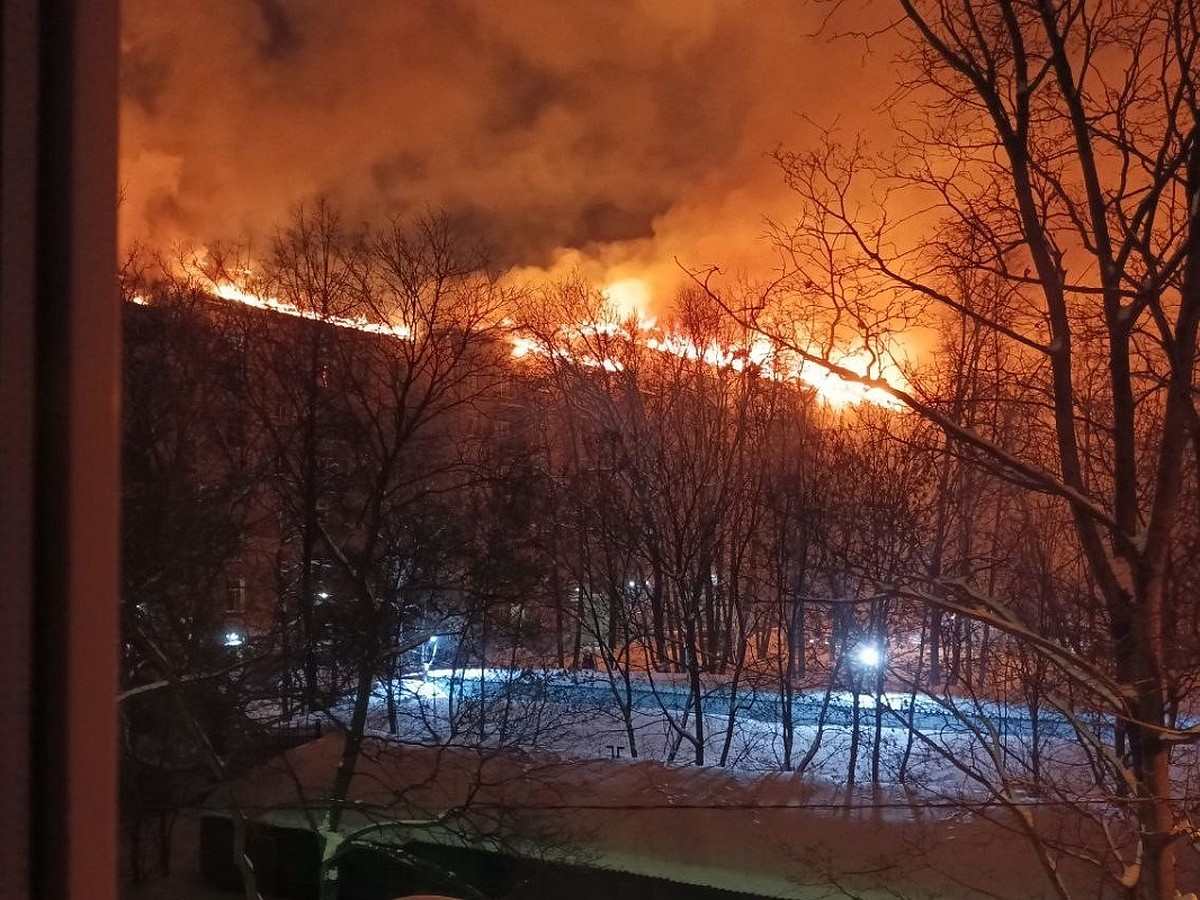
left=120, top=0, right=891, bottom=295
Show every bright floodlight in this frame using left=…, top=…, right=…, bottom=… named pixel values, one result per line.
left=224, top=631, right=245, bottom=648
left=855, top=643, right=882, bottom=668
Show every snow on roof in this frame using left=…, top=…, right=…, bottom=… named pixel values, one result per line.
left=216, top=732, right=1070, bottom=899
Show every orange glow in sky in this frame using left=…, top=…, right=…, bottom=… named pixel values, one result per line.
left=120, top=3, right=913, bottom=413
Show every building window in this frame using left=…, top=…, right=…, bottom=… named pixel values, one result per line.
left=225, top=577, right=246, bottom=613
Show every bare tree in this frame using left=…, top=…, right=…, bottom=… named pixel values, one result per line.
left=719, top=3, right=1200, bottom=896
left=251, top=206, right=514, bottom=900
left=524, top=279, right=813, bottom=766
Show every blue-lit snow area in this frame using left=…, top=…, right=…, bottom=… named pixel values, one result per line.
left=232, top=669, right=1200, bottom=899
left=225, top=667, right=1200, bottom=897
left=376, top=667, right=1198, bottom=799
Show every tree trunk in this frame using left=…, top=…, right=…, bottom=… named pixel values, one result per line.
left=317, top=663, right=374, bottom=900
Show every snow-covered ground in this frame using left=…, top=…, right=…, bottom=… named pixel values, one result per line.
left=143, top=667, right=1200, bottom=899
left=376, top=667, right=1190, bottom=801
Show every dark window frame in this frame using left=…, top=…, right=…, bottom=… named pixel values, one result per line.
left=1, top=2, right=120, bottom=898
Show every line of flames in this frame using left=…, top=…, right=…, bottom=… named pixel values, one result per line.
left=510, top=319, right=902, bottom=409
left=132, top=277, right=901, bottom=410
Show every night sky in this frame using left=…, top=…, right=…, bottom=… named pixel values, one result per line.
left=120, top=1, right=896, bottom=305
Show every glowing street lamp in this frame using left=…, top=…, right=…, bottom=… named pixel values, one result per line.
left=854, top=643, right=883, bottom=669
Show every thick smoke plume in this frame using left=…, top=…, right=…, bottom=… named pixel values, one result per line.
left=121, top=0, right=888, bottom=304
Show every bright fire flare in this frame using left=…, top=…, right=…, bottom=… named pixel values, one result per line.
left=792, top=353, right=903, bottom=410
left=601, top=278, right=654, bottom=325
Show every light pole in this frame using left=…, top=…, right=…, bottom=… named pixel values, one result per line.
left=422, top=634, right=439, bottom=677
